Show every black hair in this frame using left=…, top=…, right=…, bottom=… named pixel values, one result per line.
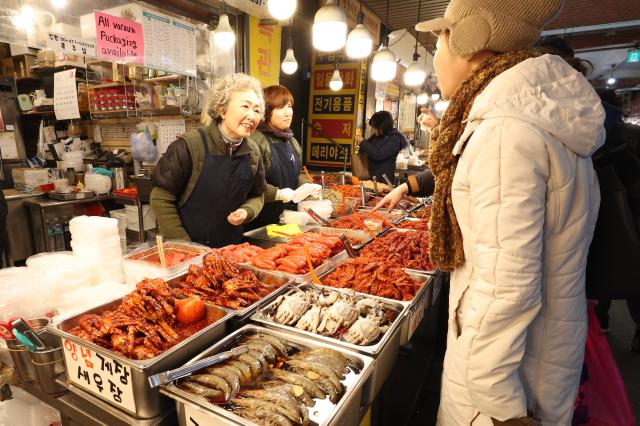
left=369, top=110, right=394, bottom=136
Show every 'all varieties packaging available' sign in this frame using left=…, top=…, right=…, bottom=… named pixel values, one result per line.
left=306, top=52, right=367, bottom=167
left=95, top=11, right=144, bottom=64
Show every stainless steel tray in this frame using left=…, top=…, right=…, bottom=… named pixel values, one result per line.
left=160, top=324, right=375, bottom=426
left=251, top=283, right=407, bottom=404
left=167, top=266, right=295, bottom=320
left=314, top=265, right=435, bottom=345
left=356, top=208, right=407, bottom=224
left=48, top=299, right=234, bottom=419
left=242, top=226, right=304, bottom=248
left=361, top=228, right=437, bottom=275
left=306, top=227, right=374, bottom=250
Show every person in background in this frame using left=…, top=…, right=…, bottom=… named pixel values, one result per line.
left=358, top=110, right=407, bottom=185
left=246, top=85, right=317, bottom=229
left=150, top=73, right=266, bottom=247
left=416, top=107, right=438, bottom=151
left=377, top=0, right=605, bottom=424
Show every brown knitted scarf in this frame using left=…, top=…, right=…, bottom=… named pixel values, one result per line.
left=428, top=49, right=541, bottom=272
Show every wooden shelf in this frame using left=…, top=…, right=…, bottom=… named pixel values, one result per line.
left=22, top=110, right=55, bottom=116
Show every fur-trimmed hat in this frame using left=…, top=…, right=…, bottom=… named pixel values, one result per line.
left=416, top=0, right=564, bottom=56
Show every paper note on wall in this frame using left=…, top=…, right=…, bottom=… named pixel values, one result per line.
left=0, top=132, right=19, bottom=159
left=95, top=11, right=144, bottom=64
left=157, top=120, right=186, bottom=156
left=54, top=69, right=81, bottom=120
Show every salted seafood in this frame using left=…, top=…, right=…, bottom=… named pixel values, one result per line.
left=359, top=230, right=434, bottom=271
left=343, top=316, right=389, bottom=345
left=262, top=287, right=397, bottom=345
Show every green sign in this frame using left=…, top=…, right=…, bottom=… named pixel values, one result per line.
left=628, top=51, right=640, bottom=63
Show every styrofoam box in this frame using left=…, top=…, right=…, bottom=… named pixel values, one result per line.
left=12, top=168, right=49, bottom=187
left=125, top=205, right=156, bottom=231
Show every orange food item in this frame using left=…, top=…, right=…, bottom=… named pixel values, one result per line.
left=175, top=298, right=207, bottom=323
left=351, top=176, right=360, bottom=185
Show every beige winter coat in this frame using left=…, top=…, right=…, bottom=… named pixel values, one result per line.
left=437, top=55, right=605, bottom=425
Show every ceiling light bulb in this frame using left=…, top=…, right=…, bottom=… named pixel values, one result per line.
left=281, top=48, right=298, bottom=74
left=312, top=0, right=347, bottom=52
left=329, top=68, right=343, bottom=91
left=435, top=100, right=449, bottom=112
left=416, top=93, right=429, bottom=104
left=14, top=5, right=35, bottom=28
left=404, top=61, right=426, bottom=86
left=371, top=47, right=397, bottom=82
left=268, top=0, right=297, bottom=20
left=607, top=76, right=616, bottom=85
left=214, top=14, right=236, bottom=51
left=431, top=93, right=440, bottom=101
left=50, top=0, right=67, bottom=8
left=346, top=24, right=373, bottom=59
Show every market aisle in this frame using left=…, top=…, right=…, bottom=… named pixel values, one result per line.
left=607, top=300, right=640, bottom=421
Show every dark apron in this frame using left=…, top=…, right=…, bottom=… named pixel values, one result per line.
left=178, top=129, right=253, bottom=248
left=246, top=138, right=301, bottom=230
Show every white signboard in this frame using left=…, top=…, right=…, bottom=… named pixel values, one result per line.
left=54, top=69, right=80, bottom=120
left=407, top=289, right=427, bottom=340
left=47, top=32, right=96, bottom=57
left=62, top=338, right=136, bottom=413
left=142, top=10, right=197, bottom=76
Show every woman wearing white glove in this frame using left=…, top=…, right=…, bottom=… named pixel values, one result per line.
left=246, top=85, right=312, bottom=229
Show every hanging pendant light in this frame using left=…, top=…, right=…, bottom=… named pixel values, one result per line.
left=416, top=93, right=429, bottom=105
left=371, top=0, right=396, bottom=82
left=214, top=2, right=236, bottom=51
left=404, top=0, right=426, bottom=86
left=268, top=0, right=297, bottom=21
left=346, top=0, right=373, bottom=58
left=281, top=21, right=298, bottom=74
left=431, top=92, right=440, bottom=101
left=329, top=63, right=343, bottom=91
left=313, top=0, right=347, bottom=52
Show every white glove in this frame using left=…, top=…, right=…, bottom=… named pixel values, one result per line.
left=292, top=183, right=322, bottom=203
left=275, top=188, right=295, bottom=202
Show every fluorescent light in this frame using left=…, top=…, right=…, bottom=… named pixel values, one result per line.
left=268, top=0, right=297, bottom=21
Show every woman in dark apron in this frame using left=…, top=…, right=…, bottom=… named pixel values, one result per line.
left=150, top=74, right=267, bottom=247
left=245, top=85, right=317, bottom=230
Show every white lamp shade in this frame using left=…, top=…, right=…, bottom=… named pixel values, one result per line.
left=371, top=47, right=397, bottom=82
left=312, top=0, right=347, bottom=52
left=416, top=93, right=429, bottom=104
left=214, top=14, right=236, bottom=51
left=281, top=48, right=298, bottom=74
left=346, top=24, right=373, bottom=58
left=435, top=100, right=449, bottom=112
left=404, top=61, right=426, bottom=86
left=431, top=93, right=440, bottom=101
left=329, top=68, right=343, bottom=91
left=50, top=0, right=68, bottom=8
left=268, top=0, right=297, bottom=20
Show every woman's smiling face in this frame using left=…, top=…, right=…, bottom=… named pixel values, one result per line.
left=220, top=90, right=262, bottom=139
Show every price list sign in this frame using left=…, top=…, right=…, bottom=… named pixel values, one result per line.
left=142, top=10, right=197, bottom=76
left=63, top=338, right=136, bottom=413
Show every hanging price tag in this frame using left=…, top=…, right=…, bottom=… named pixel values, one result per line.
left=62, top=339, right=136, bottom=413
left=47, top=32, right=96, bottom=57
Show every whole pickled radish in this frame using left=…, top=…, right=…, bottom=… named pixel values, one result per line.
left=175, top=297, right=206, bottom=323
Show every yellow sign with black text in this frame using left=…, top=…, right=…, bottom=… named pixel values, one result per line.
left=248, top=16, right=281, bottom=88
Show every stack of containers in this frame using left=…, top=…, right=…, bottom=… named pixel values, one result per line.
left=26, top=252, right=92, bottom=295
left=108, top=208, right=128, bottom=252
left=69, top=216, right=124, bottom=283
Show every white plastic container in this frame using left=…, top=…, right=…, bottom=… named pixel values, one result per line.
left=108, top=208, right=128, bottom=239
left=125, top=204, right=156, bottom=231
left=297, top=199, right=333, bottom=220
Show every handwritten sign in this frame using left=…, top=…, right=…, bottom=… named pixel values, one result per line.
left=95, top=12, right=144, bottom=64
left=63, top=338, right=136, bottom=413
left=47, top=32, right=96, bottom=57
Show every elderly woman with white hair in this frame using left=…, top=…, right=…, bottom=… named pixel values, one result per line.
left=151, top=73, right=266, bottom=247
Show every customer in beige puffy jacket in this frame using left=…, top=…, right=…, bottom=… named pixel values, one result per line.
left=377, top=0, right=605, bottom=424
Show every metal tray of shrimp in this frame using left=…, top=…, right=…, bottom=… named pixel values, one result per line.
left=250, top=283, right=407, bottom=404
left=159, top=324, right=375, bottom=426
left=48, top=299, right=235, bottom=419
left=166, top=266, right=296, bottom=322
left=314, top=264, right=436, bottom=346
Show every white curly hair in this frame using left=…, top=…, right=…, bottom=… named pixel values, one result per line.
left=209, top=73, right=265, bottom=121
